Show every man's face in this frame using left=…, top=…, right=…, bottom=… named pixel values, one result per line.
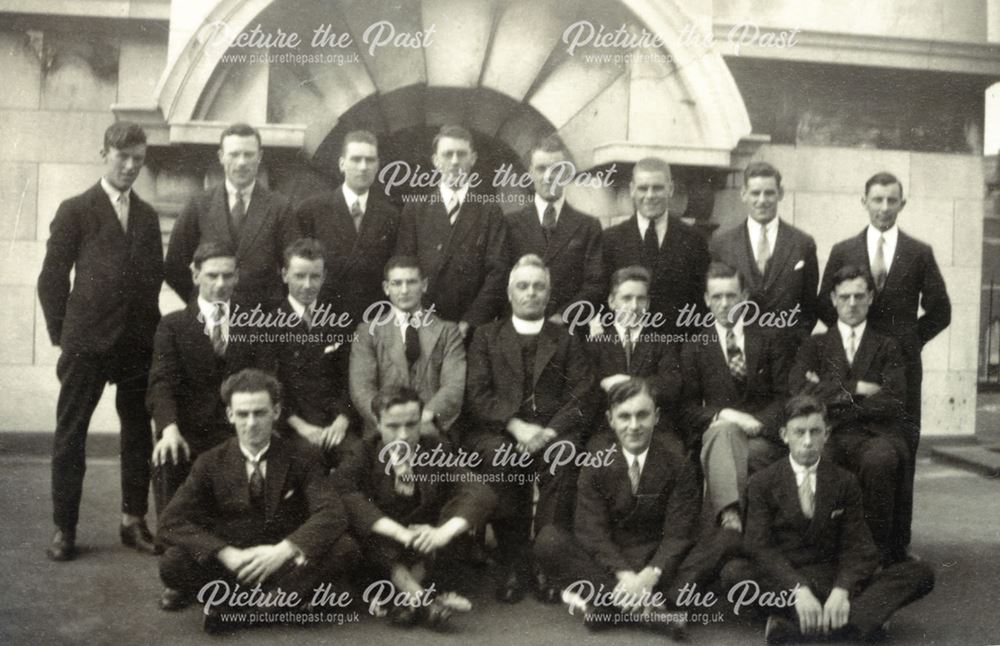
left=609, top=279, right=649, bottom=329
left=282, top=256, right=325, bottom=307
left=529, top=149, right=568, bottom=200
left=192, top=256, right=238, bottom=303
left=630, top=169, right=672, bottom=220
left=607, top=391, right=658, bottom=456
left=508, top=266, right=550, bottom=320
left=780, top=412, right=828, bottom=467
left=339, top=141, right=378, bottom=193
left=741, top=175, right=783, bottom=224
left=383, top=266, right=426, bottom=313
left=102, top=144, right=146, bottom=192
left=218, top=134, right=262, bottom=189
left=432, top=136, right=476, bottom=187
left=377, top=401, right=422, bottom=450
left=862, top=182, right=905, bottom=232
left=705, top=276, right=746, bottom=327
left=228, top=390, right=279, bottom=454
left=832, top=277, right=872, bottom=327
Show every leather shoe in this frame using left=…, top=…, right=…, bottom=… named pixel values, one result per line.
left=46, top=528, right=76, bottom=562
left=160, top=587, right=191, bottom=611
left=120, top=521, right=162, bottom=555
left=494, top=570, right=526, bottom=604
left=533, top=571, right=560, bottom=604
left=765, top=615, right=799, bottom=644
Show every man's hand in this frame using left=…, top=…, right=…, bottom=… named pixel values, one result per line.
left=822, top=587, right=850, bottom=633
left=588, top=317, right=604, bottom=338
left=613, top=570, right=648, bottom=612
left=507, top=419, right=545, bottom=450
left=217, top=546, right=251, bottom=573
left=234, top=542, right=297, bottom=586
left=409, top=524, right=454, bottom=554
left=718, top=409, right=764, bottom=436
left=322, top=415, right=350, bottom=449
left=855, top=381, right=882, bottom=396
left=547, top=313, right=564, bottom=325
left=291, top=418, right=326, bottom=447
left=152, top=424, right=190, bottom=467
left=600, top=374, right=631, bottom=393
left=805, top=370, right=820, bottom=384
left=457, top=321, right=470, bottom=339
left=794, top=586, right=824, bottom=636
left=419, top=409, right=440, bottom=438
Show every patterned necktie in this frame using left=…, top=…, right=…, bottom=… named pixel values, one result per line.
left=623, top=334, right=634, bottom=372
left=628, top=457, right=641, bottom=495
left=210, top=302, right=227, bottom=356
left=447, top=194, right=461, bottom=225
left=872, top=234, right=887, bottom=291
left=404, top=317, right=420, bottom=366
left=350, top=199, right=363, bottom=231
left=392, top=449, right=415, bottom=497
left=798, top=472, right=814, bottom=519
left=756, top=225, right=771, bottom=276
left=115, top=192, right=129, bottom=233
left=846, top=329, right=857, bottom=366
left=642, top=222, right=659, bottom=268
left=230, top=191, right=246, bottom=240
left=542, top=203, right=557, bottom=241
left=726, top=329, right=746, bottom=381
left=248, top=452, right=267, bottom=508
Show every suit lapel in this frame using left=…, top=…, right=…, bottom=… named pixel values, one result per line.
left=707, top=332, right=738, bottom=398
left=850, top=326, right=877, bottom=379
left=545, top=207, right=583, bottom=260
left=881, top=231, right=910, bottom=294
left=207, top=186, right=234, bottom=245
left=184, top=302, right=218, bottom=377
left=743, top=332, right=762, bottom=387
left=518, top=209, right=549, bottom=255
left=776, top=459, right=813, bottom=533
left=763, top=221, right=793, bottom=291
left=824, top=328, right=852, bottom=381
left=417, top=317, right=444, bottom=368
left=805, top=459, right=836, bottom=542
left=738, top=224, right=764, bottom=288
left=90, top=183, right=128, bottom=242
left=264, top=436, right=291, bottom=520
left=442, top=200, right=477, bottom=261
left=532, top=322, right=560, bottom=388
left=223, top=440, right=252, bottom=509
left=426, top=199, right=454, bottom=281
left=236, top=184, right=268, bottom=258
left=498, top=320, right=525, bottom=388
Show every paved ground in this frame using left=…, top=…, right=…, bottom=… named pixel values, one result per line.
left=1, top=455, right=998, bottom=646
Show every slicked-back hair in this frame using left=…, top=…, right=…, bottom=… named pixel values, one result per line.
left=283, top=238, right=325, bottom=269
left=706, top=261, right=745, bottom=292
left=432, top=124, right=474, bottom=154
left=508, top=253, right=550, bottom=288
left=526, top=134, right=572, bottom=167
left=341, top=130, right=378, bottom=156
left=193, top=241, right=237, bottom=269
left=864, top=172, right=904, bottom=198
left=104, top=121, right=147, bottom=151
left=829, top=264, right=875, bottom=294
left=609, top=265, right=651, bottom=296
left=782, top=393, right=827, bottom=427
left=220, top=122, right=262, bottom=148
left=372, top=384, right=424, bottom=420
left=632, top=157, right=672, bottom=181
left=383, top=255, right=423, bottom=280
left=221, top=368, right=282, bottom=407
left=743, top=161, right=782, bottom=188
left=607, top=377, right=658, bottom=414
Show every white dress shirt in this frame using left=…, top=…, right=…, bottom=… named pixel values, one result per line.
left=343, top=184, right=369, bottom=214
left=240, top=442, right=270, bottom=479
left=747, top=217, right=780, bottom=265
left=866, top=224, right=898, bottom=276
left=636, top=213, right=668, bottom=246
left=393, top=306, right=423, bottom=344
left=225, top=179, right=255, bottom=212
left=100, top=177, right=131, bottom=230
left=534, top=194, right=565, bottom=226
left=623, top=447, right=649, bottom=478
left=198, top=297, right=231, bottom=342
left=714, top=320, right=745, bottom=362
left=440, top=183, right=470, bottom=224
left=837, top=319, right=867, bottom=364
left=789, top=455, right=818, bottom=497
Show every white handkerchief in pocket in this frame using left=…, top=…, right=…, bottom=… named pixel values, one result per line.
left=283, top=489, right=295, bottom=500
left=794, top=260, right=805, bottom=271
left=324, top=342, right=342, bottom=354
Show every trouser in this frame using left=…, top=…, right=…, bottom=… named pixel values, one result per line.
left=700, top=421, right=785, bottom=518
left=52, top=346, right=152, bottom=529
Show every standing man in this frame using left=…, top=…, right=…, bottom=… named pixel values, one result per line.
left=296, top=130, right=399, bottom=327
left=507, top=135, right=605, bottom=322
left=818, top=171, right=950, bottom=456
left=38, top=121, right=164, bottom=561
left=603, top=157, right=710, bottom=335
left=710, top=161, right=818, bottom=356
left=165, top=122, right=300, bottom=308
left=395, top=124, right=510, bottom=337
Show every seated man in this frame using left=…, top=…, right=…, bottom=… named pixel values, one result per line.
left=535, top=378, right=731, bottom=636
left=466, top=253, right=596, bottom=603
left=274, top=238, right=355, bottom=464
left=157, top=369, right=357, bottom=632
left=680, top=262, right=788, bottom=532
left=148, top=242, right=274, bottom=513
left=723, top=395, right=934, bottom=643
left=790, top=265, right=911, bottom=565
left=333, top=385, right=497, bottom=628
left=350, top=256, right=466, bottom=440
left=585, top=265, right=683, bottom=454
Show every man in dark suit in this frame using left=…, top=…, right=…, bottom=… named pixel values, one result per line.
left=818, top=172, right=951, bottom=455
left=534, top=378, right=730, bottom=636
left=791, top=265, right=912, bottom=565
left=350, top=256, right=465, bottom=440
left=585, top=265, right=683, bottom=453
left=296, top=130, right=399, bottom=327
left=507, top=134, right=604, bottom=322
left=157, top=369, right=357, bottom=632
left=603, top=157, right=710, bottom=335
left=680, top=262, right=788, bottom=533
left=333, top=385, right=497, bottom=628
left=466, top=254, right=596, bottom=603
left=722, top=395, right=934, bottom=643
left=273, top=238, right=356, bottom=464
left=148, top=242, right=274, bottom=514
left=38, top=121, right=163, bottom=561
left=395, top=124, right=510, bottom=337
left=710, top=161, right=818, bottom=357
left=165, top=122, right=300, bottom=308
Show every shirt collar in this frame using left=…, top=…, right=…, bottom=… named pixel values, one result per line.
left=100, top=177, right=130, bottom=204
left=789, top=455, right=819, bottom=477
left=613, top=321, right=640, bottom=343
left=867, top=224, right=898, bottom=246
left=225, top=179, right=255, bottom=201
left=240, top=442, right=270, bottom=464
left=637, top=213, right=668, bottom=237
left=287, top=295, right=312, bottom=318
left=715, top=318, right=744, bottom=342
left=342, top=184, right=368, bottom=210
left=623, top=447, right=649, bottom=471
left=393, top=305, right=422, bottom=326
left=747, top=216, right=779, bottom=239
left=837, top=319, right=866, bottom=340
left=535, top=193, right=565, bottom=219
left=511, top=315, right=544, bottom=335
left=197, top=296, right=230, bottom=321
left=440, top=182, right=469, bottom=205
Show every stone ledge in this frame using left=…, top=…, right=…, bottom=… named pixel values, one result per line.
left=931, top=442, right=1000, bottom=477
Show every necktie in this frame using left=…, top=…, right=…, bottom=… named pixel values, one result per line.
left=230, top=191, right=246, bottom=239
left=798, top=472, right=814, bottom=519
left=542, top=203, right=557, bottom=241
left=404, top=317, right=420, bottom=366
left=756, top=225, right=771, bottom=276
left=726, top=329, right=746, bottom=381
left=623, top=334, right=634, bottom=372
left=302, top=305, right=313, bottom=330
left=115, top=192, right=129, bottom=233
left=872, top=234, right=887, bottom=291
left=628, top=458, right=641, bottom=495
left=248, top=453, right=267, bottom=508
left=350, top=199, right=363, bottom=231
left=392, top=449, right=415, bottom=497
left=642, top=222, right=659, bottom=268
left=447, top=194, right=461, bottom=225
left=211, top=302, right=227, bottom=356
left=846, top=329, right=857, bottom=365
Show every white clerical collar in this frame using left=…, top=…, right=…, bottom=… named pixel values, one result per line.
left=867, top=224, right=898, bottom=246
left=837, top=319, right=867, bottom=341
left=511, top=316, right=544, bottom=335
left=100, top=177, right=131, bottom=204
left=342, top=184, right=368, bottom=211
left=623, top=447, right=649, bottom=472
left=534, top=193, right=565, bottom=221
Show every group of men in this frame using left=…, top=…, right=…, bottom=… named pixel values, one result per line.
left=37, top=119, right=948, bottom=641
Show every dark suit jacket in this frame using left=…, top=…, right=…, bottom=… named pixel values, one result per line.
left=333, top=436, right=497, bottom=537
left=507, top=202, right=605, bottom=318
left=710, top=219, right=818, bottom=340
left=818, top=228, right=950, bottom=363
left=395, top=191, right=510, bottom=327
left=586, top=325, right=682, bottom=412
left=744, top=458, right=879, bottom=592
left=602, top=215, right=709, bottom=334
left=159, top=435, right=348, bottom=564
left=680, top=329, right=788, bottom=444
left=146, top=301, right=275, bottom=455
left=273, top=300, right=353, bottom=429
left=789, top=327, right=906, bottom=435
left=574, top=437, right=699, bottom=579
left=38, top=182, right=163, bottom=355
left=296, top=187, right=399, bottom=325
left=165, top=183, right=300, bottom=307
left=465, top=319, right=596, bottom=447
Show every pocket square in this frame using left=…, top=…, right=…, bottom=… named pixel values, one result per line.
left=324, top=343, right=342, bottom=354
left=830, top=508, right=844, bottom=519
left=794, top=260, right=805, bottom=270
left=283, top=489, right=296, bottom=500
